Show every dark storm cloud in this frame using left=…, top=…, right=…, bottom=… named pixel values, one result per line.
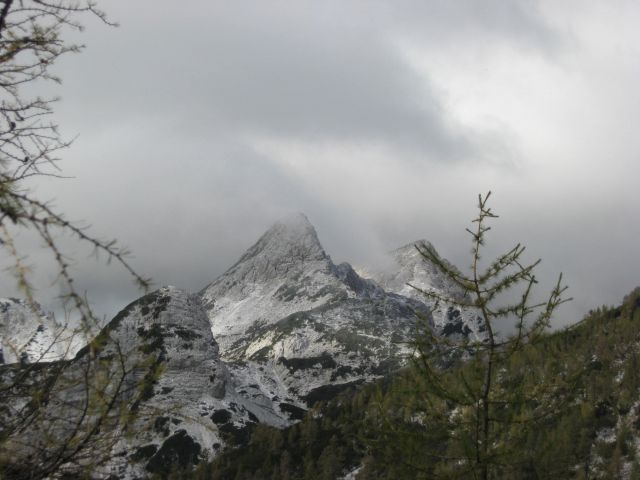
left=55, top=0, right=560, bottom=162
left=378, top=0, right=560, bottom=50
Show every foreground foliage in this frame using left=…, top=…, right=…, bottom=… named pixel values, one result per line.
left=402, top=191, right=571, bottom=478
left=0, top=2, right=151, bottom=477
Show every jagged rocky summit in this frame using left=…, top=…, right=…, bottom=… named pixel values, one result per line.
left=0, top=213, right=482, bottom=477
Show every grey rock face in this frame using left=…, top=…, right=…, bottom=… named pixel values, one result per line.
left=106, top=286, right=227, bottom=401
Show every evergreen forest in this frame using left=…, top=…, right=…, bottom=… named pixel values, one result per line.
left=186, top=288, right=640, bottom=480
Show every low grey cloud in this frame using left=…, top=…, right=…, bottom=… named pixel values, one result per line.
left=2, top=0, right=638, bottom=329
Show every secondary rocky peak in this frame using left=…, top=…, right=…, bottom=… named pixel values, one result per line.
left=365, top=240, right=484, bottom=340
left=380, top=239, right=461, bottom=295
left=96, top=286, right=228, bottom=399
left=6, top=287, right=286, bottom=479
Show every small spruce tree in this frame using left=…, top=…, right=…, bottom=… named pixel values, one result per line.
left=382, top=192, right=575, bottom=479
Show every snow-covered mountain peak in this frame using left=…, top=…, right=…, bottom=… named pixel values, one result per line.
left=200, top=214, right=346, bottom=357
left=390, top=239, right=438, bottom=267
left=0, top=298, right=76, bottom=364
left=198, top=219, right=437, bottom=413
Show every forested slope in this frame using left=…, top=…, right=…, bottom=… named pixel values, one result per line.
left=197, top=288, right=640, bottom=480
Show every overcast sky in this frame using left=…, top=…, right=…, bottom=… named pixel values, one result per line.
left=3, top=0, right=639, bottom=327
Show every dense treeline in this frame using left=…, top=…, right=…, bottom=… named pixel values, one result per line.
left=179, top=288, right=640, bottom=480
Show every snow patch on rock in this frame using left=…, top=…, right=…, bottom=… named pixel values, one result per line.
left=0, top=298, right=81, bottom=364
